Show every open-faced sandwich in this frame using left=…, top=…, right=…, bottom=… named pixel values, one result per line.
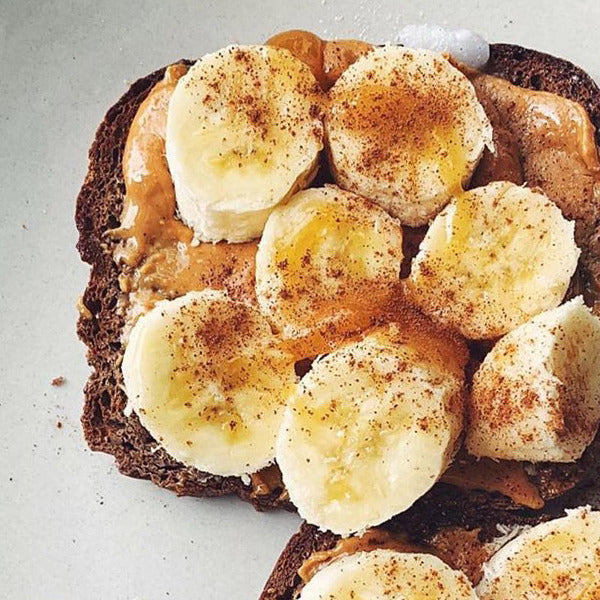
left=261, top=507, right=600, bottom=599
left=76, top=25, right=600, bottom=540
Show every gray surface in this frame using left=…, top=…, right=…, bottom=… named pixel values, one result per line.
left=0, top=1, right=599, bottom=599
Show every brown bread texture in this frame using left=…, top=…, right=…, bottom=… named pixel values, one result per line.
left=76, top=44, right=600, bottom=517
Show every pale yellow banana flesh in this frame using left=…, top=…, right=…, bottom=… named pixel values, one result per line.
left=122, top=290, right=296, bottom=477
left=326, top=45, right=493, bottom=226
left=255, top=185, right=404, bottom=346
left=477, top=508, right=600, bottom=600
left=166, top=45, right=324, bottom=243
left=407, top=181, right=580, bottom=339
left=299, top=549, right=478, bottom=600
left=276, top=321, right=465, bottom=535
left=467, top=297, right=600, bottom=462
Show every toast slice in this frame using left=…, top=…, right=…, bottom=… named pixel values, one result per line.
left=76, top=42, right=600, bottom=512
left=260, top=478, right=600, bottom=600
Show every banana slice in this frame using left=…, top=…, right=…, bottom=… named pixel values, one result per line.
left=255, top=185, right=404, bottom=345
left=477, top=507, right=600, bottom=599
left=276, top=320, right=466, bottom=535
left=326, top=45, right=492, bottom=226
left=466, top=297, right=600, bottom=462
left=166, top=45, right=324, bottom=243
left=121, top=290, right=296, bottom=477
left=406, top=181, right=580, bottom=339
left=299, top=549, right=477, bottom=600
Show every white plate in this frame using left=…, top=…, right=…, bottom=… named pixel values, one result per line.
left=1, top=1, right=599, bottom=599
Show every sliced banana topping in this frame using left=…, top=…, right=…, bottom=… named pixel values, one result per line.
left=255, top=185, right=404, bottom=345
left=466, top=297, right=600, bottom=463
left=299, top=549, right=478, bottom=600
left=326, top=45, right=492, bottom=226
left=121, top=290, right=296, bottom=477
left=477, top=508, right=600, bottom=599
left=276, top=320, right=466, bottom=535
left=166, top=45, right=324, bottom=243
left=406, top=181, right=580, bottom=339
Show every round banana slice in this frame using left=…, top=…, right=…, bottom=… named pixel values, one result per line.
left=299, top=549, right=477, bottom=600
left=326, top=45, right=492, bottom=226
left=477, top=508, right=600, bottom=599
left=122, top=290, right=296, bottom=477
left=276, top=321, right=466, bottom=535
left=255, top=185, right=404, bottom=345
left=406, top=181, right=580, bottom=339
left=466, top=297, right=600, bottom=462
left=166, top=45, right=324, bottom=243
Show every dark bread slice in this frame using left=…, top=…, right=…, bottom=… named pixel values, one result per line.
left=260, top=473, right=600, bottom=600
left=76, top=43, right=600, bottom=512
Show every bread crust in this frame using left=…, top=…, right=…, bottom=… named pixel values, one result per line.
left=75, top=44, right=600, bottom=515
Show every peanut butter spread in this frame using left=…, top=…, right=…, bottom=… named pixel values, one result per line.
left=111, top=63, right=257, bottom=329
left=266, top=30, right=372, bottom=90
left=250, top=464, right=289, bottom=504
left=472, top=73, right=600, bottom=227
left=112, top=30, right=600, bottom=503
left=299, top=526, right=492, bottom=585
left=298, top=529, right=426, bottom=583
left=441, top=453, right=543, bottom=510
